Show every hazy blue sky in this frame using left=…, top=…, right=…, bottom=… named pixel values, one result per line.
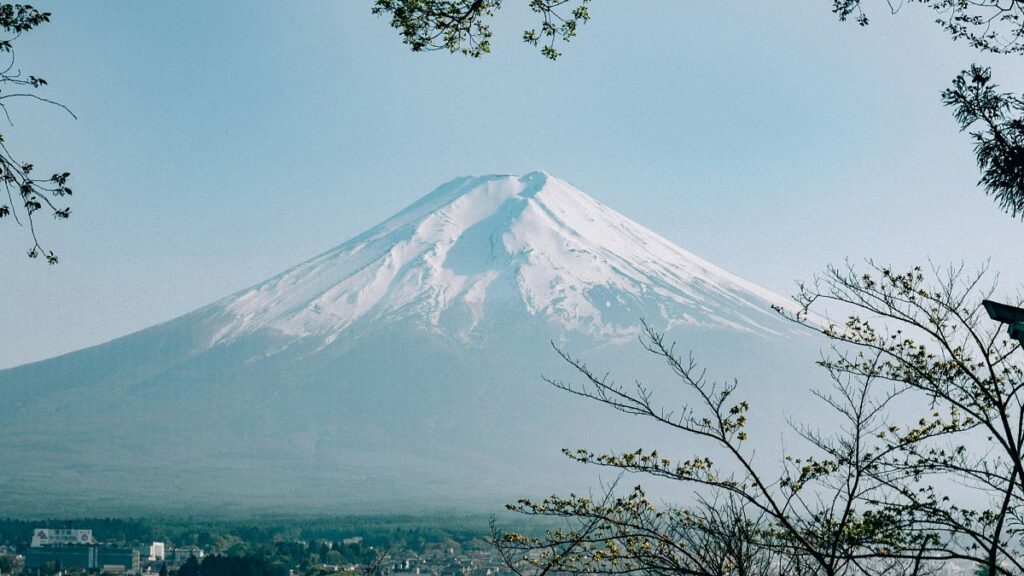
left=2, top=1, right=1022, bottom=368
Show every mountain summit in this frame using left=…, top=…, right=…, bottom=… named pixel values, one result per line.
left=206, top=172, right=795, bottom=349
left=0, top=173, right=813, bottom=516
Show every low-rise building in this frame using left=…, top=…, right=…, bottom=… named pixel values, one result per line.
left=24, top=546, right=139, bottom=574
left=168, top=547, right=204, bottom=567
left=147, top=543, right=164, bottom=563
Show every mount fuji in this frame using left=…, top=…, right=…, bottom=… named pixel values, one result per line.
left=0, top=173, right=821, bottom=516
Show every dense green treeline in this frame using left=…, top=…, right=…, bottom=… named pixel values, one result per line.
left=0, top=515, right=528, bottom=555
left=178, top=555, right=276, bottom=576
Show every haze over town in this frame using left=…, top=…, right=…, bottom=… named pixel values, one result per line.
left=4, top=2, right=1024, bottom=576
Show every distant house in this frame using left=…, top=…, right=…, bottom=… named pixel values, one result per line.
left=168, top=547, right=204, bottom=567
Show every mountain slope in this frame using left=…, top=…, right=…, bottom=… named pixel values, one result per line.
left=205, top=172, right=798, bottom=348
left=0, top=172, right=819, bottom=516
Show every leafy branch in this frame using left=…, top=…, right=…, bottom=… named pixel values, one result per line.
left=371, top=0, right=590, bottom=60
left=0, top=3, right=75, bottom=264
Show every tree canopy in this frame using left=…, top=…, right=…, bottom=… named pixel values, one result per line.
left=372, top=0, right=590, bottom=60
left=492, top=263, right=1024, bottom=575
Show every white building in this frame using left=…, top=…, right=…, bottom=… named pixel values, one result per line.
left=148, top=543, right=165, bottom=562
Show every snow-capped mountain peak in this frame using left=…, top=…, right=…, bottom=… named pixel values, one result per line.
left=0, top=171, right=820, bottom=517
left=208, top=172, right=795, bottom=347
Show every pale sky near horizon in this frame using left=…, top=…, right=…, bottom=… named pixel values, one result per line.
left=1, top=1, right=1022, bottom=369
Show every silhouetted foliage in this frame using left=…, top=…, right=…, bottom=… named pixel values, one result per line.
left=943, top=65, right=1024, bottom=216
left=178, top=555, right=200, bottom=576
left=0, top=3, right=74, bottom=263
left=371, top=0, right=590, bottom=60
left=833, top=0, right=1024, bottom=54
left=785, top=2, right=1024, bottom=218
left=495, top=263, right=1024, bottom=575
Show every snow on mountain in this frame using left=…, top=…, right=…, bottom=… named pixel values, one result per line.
left=206, top=172, right=797, bottom=349
left=0, top=172, right=819, bottom=517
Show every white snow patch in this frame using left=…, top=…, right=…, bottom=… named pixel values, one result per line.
left=207, top=172, right=805, bottom=348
